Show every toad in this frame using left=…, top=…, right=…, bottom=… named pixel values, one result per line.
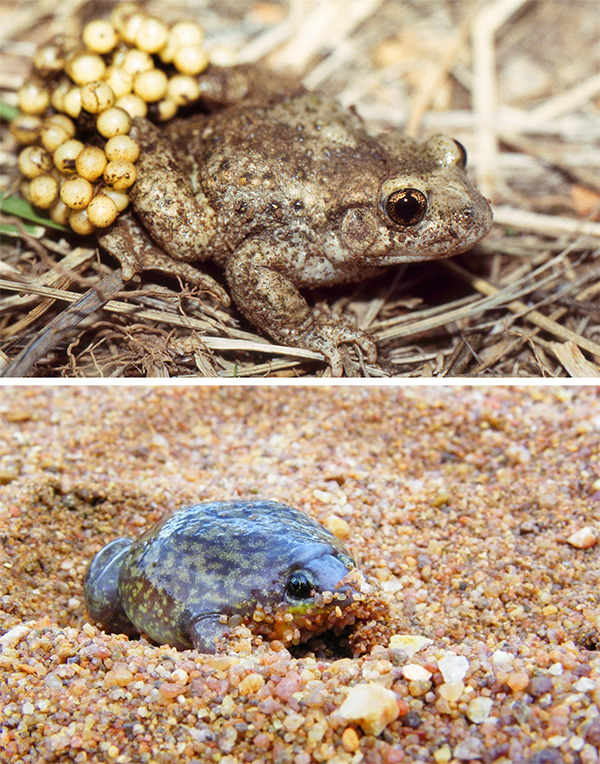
left=98, top=65, right=493, bottom=374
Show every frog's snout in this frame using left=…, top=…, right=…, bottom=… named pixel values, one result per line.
left=323, top=580, right=361, bottom=604
left=302, top=554, right=363, bottom=605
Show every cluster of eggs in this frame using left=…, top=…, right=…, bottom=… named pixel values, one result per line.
left=11, top=3, right=209, bottom=234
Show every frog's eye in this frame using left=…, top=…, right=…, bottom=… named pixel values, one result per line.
left=453, top=140, right=467, bottom=168
left=384, top=188, right=427, bottom=226
left=286, top=571, right=314, bottom=600
left=338, top=554, right=355, bottom=570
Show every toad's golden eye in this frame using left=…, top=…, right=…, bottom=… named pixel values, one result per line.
left=384, top=188, right=427, bottom=226
left=286, top=571, right=314, bottom=599
left=454, top=139, right=467, bottom=168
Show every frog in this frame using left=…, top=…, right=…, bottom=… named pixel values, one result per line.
left=98, top=64, right=493, bottom=375
left=83, top=499, right=368, bottom=652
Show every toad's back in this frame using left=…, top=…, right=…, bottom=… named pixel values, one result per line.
left=168, top=93, right=390, bottom=254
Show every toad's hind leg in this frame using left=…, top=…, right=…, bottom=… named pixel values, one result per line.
left=83, top=538, right=139, bottom=638
left=98, top=213, right=230, bottom=303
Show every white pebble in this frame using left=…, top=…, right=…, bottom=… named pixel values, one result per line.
left=505, top=444, right=531, bottom=463
left=548, top=735, right=567, bottom=748
left=567, top=527, right=597, bottom=549
left=437, top=652, right=469, bottom=683
left=171, top=668, right=189, bottom=685
left=0, top=622, right=33, bottom=651
left=402, top=664, right=432, bottom=681
left=466, top=696, right=493, bottom=723
left=569, top=736, right=585, bottom=752
left=574, top=677, right=596, bottom=693
left=337, top=682, right=399, bottom=736
left=312, top=489, right=338, bottom=503
left=491, top=650, right=514, bottom=667
left=548, top=662, right=564, bottom=676
left=388, top=634, right=433, bottom=658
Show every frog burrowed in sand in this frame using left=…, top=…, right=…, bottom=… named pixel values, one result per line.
left=84, top=500, right=369, bottom=652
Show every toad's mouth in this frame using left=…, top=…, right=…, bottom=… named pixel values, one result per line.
left=375, top=215, right=493, bottom=263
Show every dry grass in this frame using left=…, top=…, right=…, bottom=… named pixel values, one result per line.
left=1, top=0, right=599, bottom=377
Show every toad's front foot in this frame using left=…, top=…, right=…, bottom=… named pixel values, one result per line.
left=289, top=322, right=377, bottom=377
left=226, top=251, right=377, bottom=375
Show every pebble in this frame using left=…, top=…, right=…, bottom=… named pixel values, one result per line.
left=341, top=727, right=360, bottom=752
left=388, top=634, right=433, bottom=658
left=158, top=681, right=185, bottom=698
left=466, top=696, right=493, bottom=723
left=453, top=737, right=485, bottom=760
left=491, top=649, right=514, bottom=667
left=586, top=717, right=600, bottom=746
left=0, top=622, right=32, bottom=650
left=574, top=677, right=596, bottom=693
left=171, top=668, right=189, bottom=684
left=433, top=744, right=452, bottom=763
left=274, top=670, right=302, bottom=700
left=408, top=679, right=431, bottom=697
left=438, top=681, right=465, bottom=702
left=238, top=672, right=265, bottom=695
left=325, top=514, right=350, bottom=539
left=528, top=674, right=553, bottom=696
left=337, top=682, right=399, bottom=736
left=103, top=664, right=134, bottom=688
left=569, top=736, right=585, bottom=752
left=45, top=732, right=70, bottom=753
left=567, top=527, right=598, bottom=549
left=506, top=671, right=530, bottom=692
left=437, top=652, right=469, bottom=683
left=401, top=663, right=432, bottom=681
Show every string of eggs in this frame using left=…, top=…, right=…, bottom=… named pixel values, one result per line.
left=11, top=3, right=210, bottom=234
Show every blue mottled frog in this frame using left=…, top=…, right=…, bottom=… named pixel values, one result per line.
left=83, top=500, right=368, bottom=652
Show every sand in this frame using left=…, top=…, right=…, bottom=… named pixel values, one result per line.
left=1, top=385, right=599, bottom=763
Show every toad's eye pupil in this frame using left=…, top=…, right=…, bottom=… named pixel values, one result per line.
left=287, top=572, right=313, bottom=599
left=385, top=188, right=427, bottom=226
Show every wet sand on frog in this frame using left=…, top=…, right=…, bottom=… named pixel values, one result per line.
left=0, top=385, right=599, bottom=763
